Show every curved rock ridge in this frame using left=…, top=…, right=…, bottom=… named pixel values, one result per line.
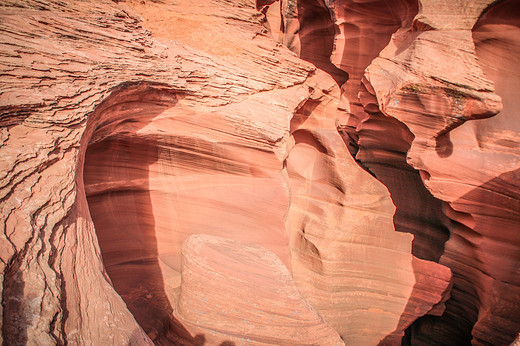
left=330, top=0, right=418, bottom=114
left=324, top=0, right=450, bottom=263
left=274, top=0, right=452, bottom=266
left=1, top=0, right=517, bottom=345
left=175, top=234, right=344, bottom=345
left=0, top=0, right=447, bottom=344
left=272, top=0, right=349, bottom=85
left=285, top=69, right=451, bottom=344
left=82, top=82, right=311, bottom=343
left=320, top=0, right=520, bottom=344
left=0, top=0, right=316, bottom=343
left=365, top=1, right=520, bottom=344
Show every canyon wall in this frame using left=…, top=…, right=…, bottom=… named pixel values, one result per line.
left=0, top=0, right=518, bottom=345
left=274, top=0, right=520, bottom=344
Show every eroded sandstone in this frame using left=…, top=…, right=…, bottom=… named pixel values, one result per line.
left=1, top=0, right=519, bottom=345
left=175, top=234, right=343, bottom=345
left=320, top=0, right=520, bottom=344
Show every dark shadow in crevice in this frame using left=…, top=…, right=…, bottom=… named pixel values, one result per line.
left=379, top=257, right=453, bottom=346
left=296, top=0, right=349, bottom=85
left=338, top=125, right=377, bottom=179
left=451, top=168, right=520, bottom=345
left=404, top=166, right=520, bottom=345
left=2, top=257, right=28, bottom=345
left=342, top=109, right=451, bottom=262
left=399, top=216, right=478, bottom=346
left=402, top=278, right=478, bottom=346
left=434, top=131, right=453, bottom=158
left=82, top=83, right=213, bottom=345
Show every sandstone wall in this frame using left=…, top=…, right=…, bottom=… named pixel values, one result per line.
left=1, top=0, right=518, bottom=345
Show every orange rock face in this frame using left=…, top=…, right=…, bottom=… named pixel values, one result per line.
left=0, top=0, right=518, bottom=346
left=283, top=70, right=451, bottom=344
left=323, top=0, right=520, bottom=344
left=176, top=234, right=344, bottom=345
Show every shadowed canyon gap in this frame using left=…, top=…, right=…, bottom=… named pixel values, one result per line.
left=0, top=0, right=518, bottom=345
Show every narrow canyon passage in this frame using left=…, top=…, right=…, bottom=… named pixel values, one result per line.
left=2, top=0, right=520, bottom=344
left=273, top=0, right=520, bottom=344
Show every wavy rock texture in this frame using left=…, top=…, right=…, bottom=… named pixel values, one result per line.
left=175, top=234, right=343, bottom=345
left=328, top=0, right=452, bottom=264
left=283, top=69, right=451, bottom=344
left=276, top=0, right=452, bottom=265
left=0, top=0, right=315, bottom=343
left=274, top=0, right=349, bottom=85
left=312, top=0, right=520, bottom=344
left=0, top=0, right=449, bottom=344
left=1, top=0, right=518, bottom=345
left=82, top=80, right=312, bottom=344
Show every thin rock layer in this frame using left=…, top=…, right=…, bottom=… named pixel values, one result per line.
left=1, top=0, right=518, bottom=345
left=309, top=0, right=520, bottom=344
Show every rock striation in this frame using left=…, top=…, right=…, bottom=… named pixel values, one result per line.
left=0, top=0, right=519, bottom=345
left=302, top=0, right=520, bottom=344
left=0, top=0, right=317, bottom=343
left=283, top=69, right=451, bottom=344
left=175, top=234, right=343, bottom=345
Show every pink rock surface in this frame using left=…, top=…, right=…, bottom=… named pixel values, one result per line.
left=82, top=82, right=307, bottom=343
left=278, top=1, right=452, bottom=266
left=285, top=69, right=451, bottom=344
left=0, top=0, right=316, bottom=343
left=273, top=0, right=349, bottom=85
left=175, top=234, right=343, bottom=345
left=327, top=0, right=520, bottom=344
left=1, top=0, right=518, bottom=345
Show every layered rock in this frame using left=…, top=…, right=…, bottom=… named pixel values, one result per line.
left=328, top=0, right=450, bottom=263
left=276, top=0, right=450, bottom=264
left=0, top=0, right=316, bottom=343
left=273, top=0, right=349, bottom=85
left=285, top=69, right=451, bottom=344
left=175, top=234, right=343, bottom=345
left=2, top=0, right=517, bottom=345
left=325, top=0, right=520, bottom=344
left=82, top=80, right=312, bottom=343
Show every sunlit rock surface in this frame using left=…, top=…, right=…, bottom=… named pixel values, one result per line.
left=0, top=0, right=518, bottom=345
left=310, top=0, right=520, bottom=344
left=283, top=69, right=451, bottom=345
left=175, top=234, right=343, bottom=345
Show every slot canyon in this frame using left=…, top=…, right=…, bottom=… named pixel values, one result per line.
left=0, top=0, right=518, bottom=345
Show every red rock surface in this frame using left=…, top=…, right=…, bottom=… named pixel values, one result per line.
left=0, top=0, right=518, bottom=345
left=0, top=0, right=315, bottom=343
left=325, top=0, right=520, bottom=344
left=284, top=69, right=451, bottom=344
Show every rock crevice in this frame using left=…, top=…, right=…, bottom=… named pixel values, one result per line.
left=1, top=0, right=519, bottom=345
